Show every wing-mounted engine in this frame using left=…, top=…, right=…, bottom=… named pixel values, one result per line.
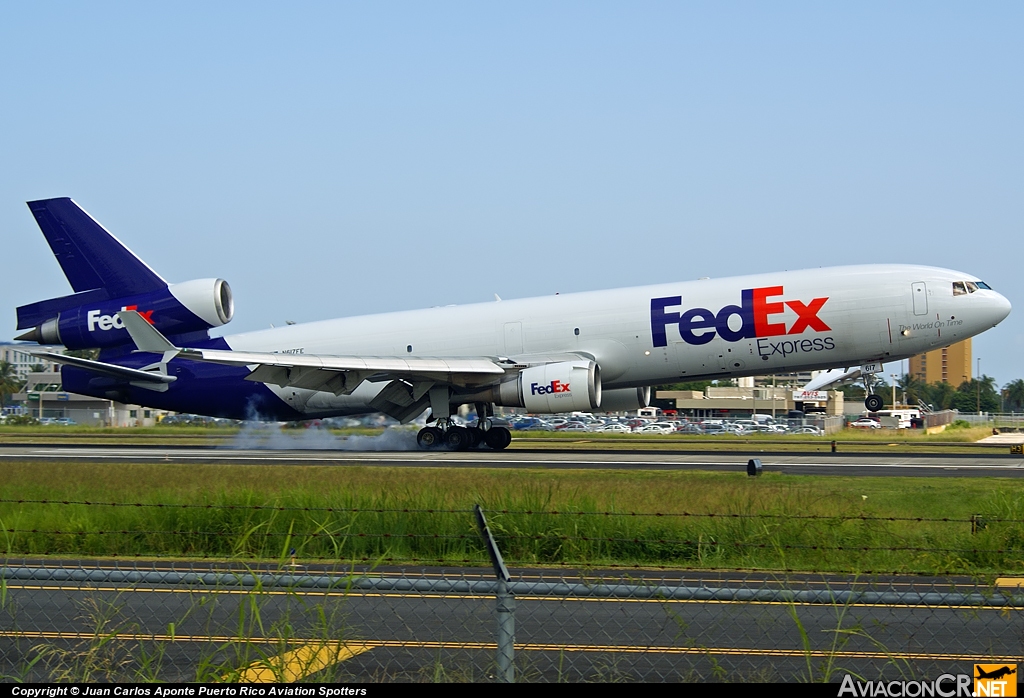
left=460, top=360, right=602, bottom=413
left=15, top=278, right=233, bottom=349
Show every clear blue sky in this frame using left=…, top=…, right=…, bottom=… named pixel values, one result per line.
left=2, top=3, right=1021, bottom=384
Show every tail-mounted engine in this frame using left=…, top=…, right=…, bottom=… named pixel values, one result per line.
left=15, top=278, right=233, bottom=349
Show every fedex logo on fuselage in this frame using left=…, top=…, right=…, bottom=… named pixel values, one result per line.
left=651, top=286, right=830, bottom=347
left=531, top=380, right=571, bottom=396
left=87, top=305, right=155, bottom=332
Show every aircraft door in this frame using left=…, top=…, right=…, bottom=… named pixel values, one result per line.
left=503, top=322, right=523, bottom=355
left=912, top=282, right=928, bottom=316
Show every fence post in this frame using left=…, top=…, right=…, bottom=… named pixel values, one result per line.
left=474, top=504, right=514, bottom=683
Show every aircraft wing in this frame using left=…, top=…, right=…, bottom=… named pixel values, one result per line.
left=114, top=310, right=510, bottom=421
left=179, top=346, right=508, bottom=393
left=801, top=367, right=861, bottom=392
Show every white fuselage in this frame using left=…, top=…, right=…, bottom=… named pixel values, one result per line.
left=221, top=264, right=1011, bottom=416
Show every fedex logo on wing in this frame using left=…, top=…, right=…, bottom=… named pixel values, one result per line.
left=531, top=380, right=571, bottom=396
left=87, top=305, right=155, bottom=332
left=651, top=286, right=830, bottom=347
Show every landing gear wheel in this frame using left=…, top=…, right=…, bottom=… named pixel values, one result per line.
left=865, top=394, right=884, bottom=412
left=468, top=428, right=483, bottom=448
left=484, top=426, right=512, bottom=450
left=417, top=427, right=443, bottom=449
left=446, top=426, right=472, bottom=451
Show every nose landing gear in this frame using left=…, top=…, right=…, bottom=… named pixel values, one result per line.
left=863, top=371, right=885, bottom=412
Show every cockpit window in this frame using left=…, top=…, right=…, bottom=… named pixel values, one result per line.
left=953, top=281, right=990, bottom=295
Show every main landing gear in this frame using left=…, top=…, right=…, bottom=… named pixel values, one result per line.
left=415, top=419, right=512, bottom=450
left=416, top=418, right=512, bottom=451
left=417, top=398, right=512, bottom=451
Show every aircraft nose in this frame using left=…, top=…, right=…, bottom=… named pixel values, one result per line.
left=984, top=291, right=1012, bottom=327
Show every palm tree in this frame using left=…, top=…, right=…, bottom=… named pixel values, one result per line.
left=0, top=361, right=23, bottom=410
left=898, top=374, right=928, bottom=407
left=952, top=375, right=1000, bottom=413
left=924, top=381, right=956, bottom=411
left=1003, top=379, right=1024, bottom=412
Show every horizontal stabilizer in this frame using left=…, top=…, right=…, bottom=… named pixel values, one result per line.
left=31, top=351, right=176, bottom=384
left=27, top=198, right=166, bottom=296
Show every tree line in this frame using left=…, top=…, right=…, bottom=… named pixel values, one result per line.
left=654, top=375, right=1024, bottom=414
left=837, top=375, right=1021, bottom=413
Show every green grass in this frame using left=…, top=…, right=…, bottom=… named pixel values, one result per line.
left=1, top=460, right=1023, bottom=575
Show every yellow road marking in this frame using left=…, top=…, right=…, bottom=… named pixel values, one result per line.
left=995, top=578, right=1024, bottom=588
left=0, top=630, right=1012, bottom=663
left=3, top=584, right=1015, bottom=611
left=232, top=642, right=373, bottom=683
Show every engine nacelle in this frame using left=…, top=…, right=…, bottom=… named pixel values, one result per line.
left=475, top=360, right=601, bottom=413
left=16, top=278, right=233, bottom=349
left=598, top=387, right=651, bottom=413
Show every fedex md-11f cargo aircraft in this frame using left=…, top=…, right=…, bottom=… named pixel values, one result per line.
left=14, top=198, right=1011, bottom=449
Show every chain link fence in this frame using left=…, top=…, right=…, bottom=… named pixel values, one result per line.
left=0, top=503, right=1022, bottom=682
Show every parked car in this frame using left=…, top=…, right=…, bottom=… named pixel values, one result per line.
left=595, top=424, right=632, bottom=434
left=555, top=422, right=591, bottom=432
left=635, top=424, right=675, bottom=435
left=849, top=418, right=881, bottom=429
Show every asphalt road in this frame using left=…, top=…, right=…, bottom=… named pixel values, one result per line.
left=0, top=560, right=1017, bottom=682
left=2, top=443, right=1024, bottom=477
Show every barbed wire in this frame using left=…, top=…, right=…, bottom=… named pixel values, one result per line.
left=0, top=498, right=471, bottom=515
left=3, top=527, right=1019, bottom=555
left=1, top=528, right=475, bottom=541
left=0, top=498, right=1011, bottom=523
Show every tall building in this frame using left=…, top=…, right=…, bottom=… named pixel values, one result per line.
left=908, top=338, right=972, bottom=385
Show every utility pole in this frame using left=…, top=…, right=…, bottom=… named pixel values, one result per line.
left=771, top=374, right=776, bottom=420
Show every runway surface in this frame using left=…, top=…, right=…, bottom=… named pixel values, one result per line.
left=2, top=442, right=1024, bottom=476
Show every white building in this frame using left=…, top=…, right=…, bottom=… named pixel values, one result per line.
left=0, top=342, right=65, bottom=380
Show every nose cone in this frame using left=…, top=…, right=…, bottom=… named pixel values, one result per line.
left=985, top=291, right=1012, bottom=327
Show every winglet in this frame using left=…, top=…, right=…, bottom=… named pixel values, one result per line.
left=118, top=310, right=178, bottom=355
